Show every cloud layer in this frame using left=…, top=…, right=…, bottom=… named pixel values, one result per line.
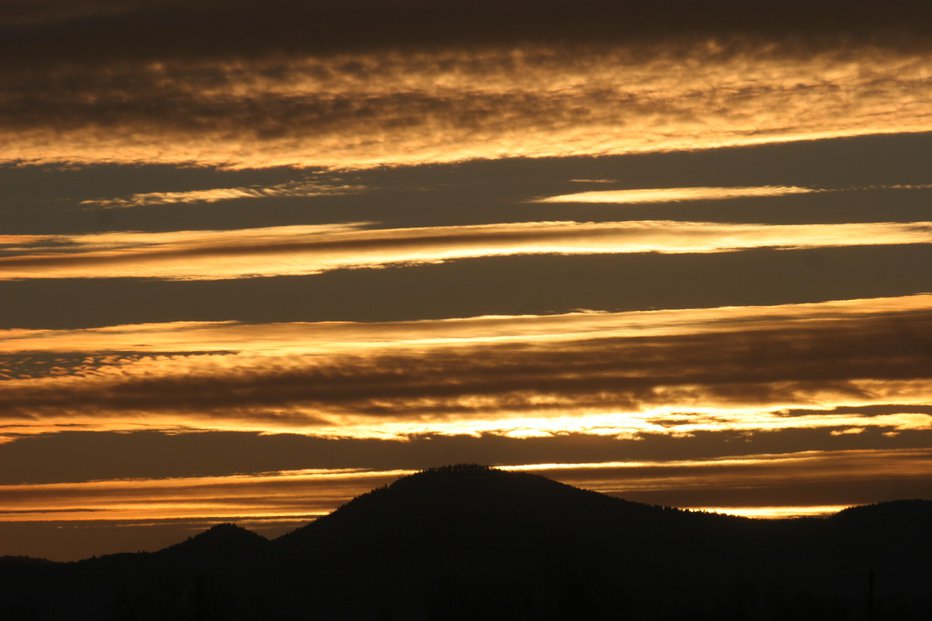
left=3, top=219, right=931, bottom=280
left=2, top=2, right=930, bottom=168
left=1, top=295, right=930, bottom=440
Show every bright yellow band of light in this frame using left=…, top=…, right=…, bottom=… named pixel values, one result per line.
left=2, top=219, right=931, bottom=281
left=1, top=294, right=930, bottom=440
left=693, top=505, right=851, bottom=519
left=535, top=185, right=815, bottom=204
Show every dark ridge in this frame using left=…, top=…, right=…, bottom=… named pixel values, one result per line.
left=159, top=522, right=269, bottom=558
left=1, top=466, right=930, bottom=621
left=833, top=498, right=932, bottom=520
left=276, top=463, right=669, bottom=548
left=0, top=556, right=54, bottom=566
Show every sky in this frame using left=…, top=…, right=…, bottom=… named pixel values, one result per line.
left=1, top=0, right=931, bottom=560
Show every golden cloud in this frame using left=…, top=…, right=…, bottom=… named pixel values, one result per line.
left=79, top=179, right=362, bottom=208
left=1, top=295, right=930, bottom=439
left=2, top=45, right=930, bottom=169
left=535, top=186, right=815, bottom=204
left=2, top=220, right=931, bottom=281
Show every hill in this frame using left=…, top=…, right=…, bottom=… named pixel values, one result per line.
left=1, top=465, right=930, bottom=620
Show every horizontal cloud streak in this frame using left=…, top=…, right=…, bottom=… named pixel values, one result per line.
left=536, top=183, right=932, bottom=205
left=2, top=220, right=932, bottom=280
left=3, top=294, right=930, bottom=354
left=3, top=426, right=928, bottom=486
left=0, top=467, right=406, bottom=523
left=2, top=448, right=928, bottom=523
left=79, top=179, right=362, bottom=209
left=4, top=443, right=929, bottom=560
left=1, top=295, right=930, bottom=439
left=2, top=12, right=930, bottom=168
left=2, top=59, right=926, bottom=170
left=537, top=185, right=815, bottom=204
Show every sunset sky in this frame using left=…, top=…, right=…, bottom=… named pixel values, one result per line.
left=1, top=0, right=931, bottom=560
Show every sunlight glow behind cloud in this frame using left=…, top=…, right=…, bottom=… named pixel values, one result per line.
left=536, top=186, right=815, bottom=204
left=1, top=295, right=930, bottom=440
left=3, top=449, right=927, bottom=524
left=2, top=221, right=931, bottom=281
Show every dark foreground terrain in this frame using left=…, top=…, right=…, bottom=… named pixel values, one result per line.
left=2, top=465, right=930, bottom=620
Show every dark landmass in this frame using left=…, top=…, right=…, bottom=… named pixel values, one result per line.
left=1, top=465, right=930, bottom=620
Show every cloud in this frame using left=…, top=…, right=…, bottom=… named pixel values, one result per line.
left=0, top=466, right=406, bottom=523
left=536, top=186, right=815, bottom=204
left=1, top=2, right=930, bottom=168
left=78, top=178, right=362, bottom=208
left=535, top=184, right=932, bottom=205
left=4, top=244, right=932, bottom=331
left=2, top=220, right=932, bottom=280
left=3, top=293, right=930, bottom=354
left=3, top=425, right=929, bottom=485
left=1, top=447, right=928, bottom=525
left=0, top=295, right=930, bottom=438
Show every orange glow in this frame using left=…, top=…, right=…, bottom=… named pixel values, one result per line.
left=0, top=468, right=412, bottom=522
left=1, top=294, right=930, bottom=439
left=1, top=449, right=926, bottom=522
left=296, top=405, right=932, bottom=441
left=4, top=6, right=931, bottom=566
left=2, top=220, right=931, bottom=281
left=537, top=184, right=932, bottom=205
left=519, top=449, right=932, bottom=506
left=2, top=293, right=929, bottom=353
left=3, top=46, right=930, bottom=168
left=692, top=505, right=850, bottom=519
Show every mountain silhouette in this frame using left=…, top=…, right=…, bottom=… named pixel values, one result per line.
left=2, top=465, right=930, bottom=620
left=161, top=523, right=271, bottom=561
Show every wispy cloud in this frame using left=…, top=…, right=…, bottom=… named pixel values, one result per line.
left=536, top=186, right=814, bottom=204
left=2, top=448, right=928, bottom=523
left=0, top=466, right=408, bottom=523
left=4, top=442, right=929, bottom=559
left=535, top=183, right=932, bottom=205
left=505, top=448, right=932, bottom=497
left=3, top=293, right=930, bottom=354
left=79, top=179, right=362, bottom=208
left=2, top=220, right=931, bottom=280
